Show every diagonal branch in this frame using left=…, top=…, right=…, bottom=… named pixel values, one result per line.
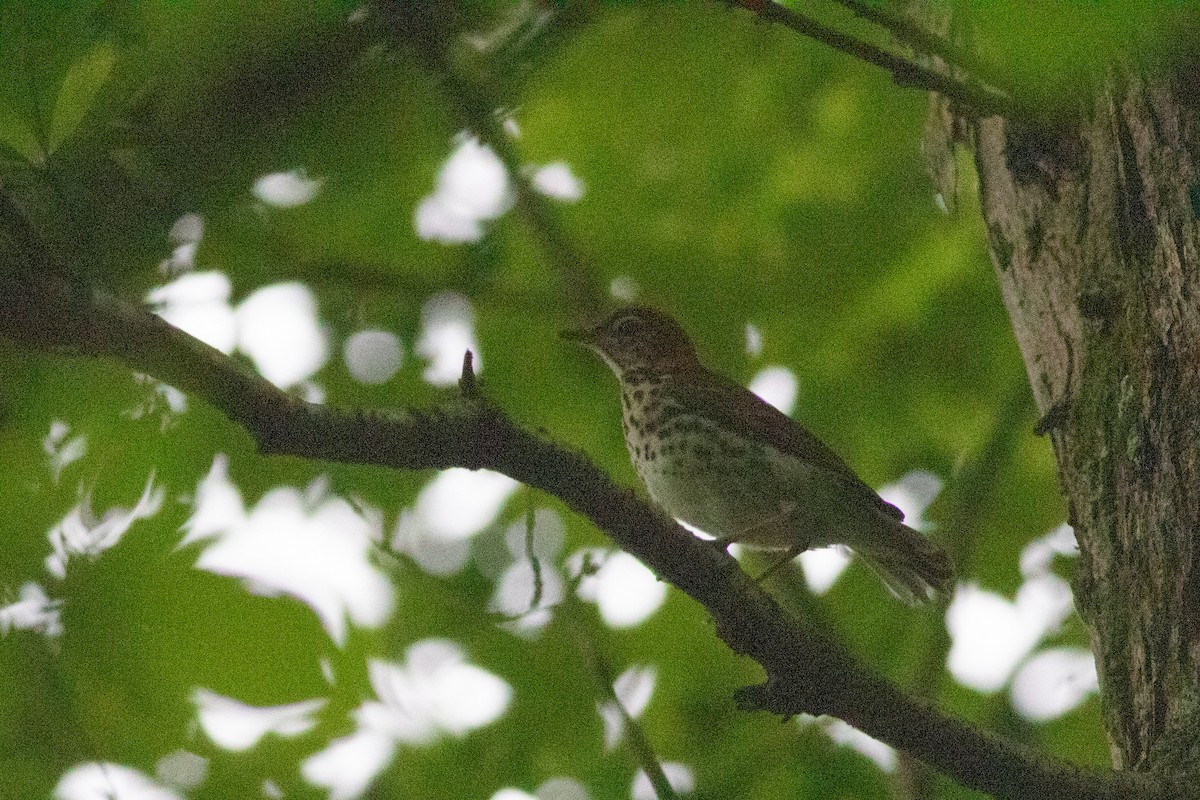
left=896, top=381, right=1034, bottom=799
left=732, top=0, right=1021, bottom=121
left=828, top=0, right=1010, bottom=94
left=380, top=2, right=607, bottom=319
left=0, top=269, right=1181, bottom=800
left=563, top=589, right=677, bottom=800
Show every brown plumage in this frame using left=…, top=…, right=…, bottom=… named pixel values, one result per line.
left=564, top=305, right=954, bottom=604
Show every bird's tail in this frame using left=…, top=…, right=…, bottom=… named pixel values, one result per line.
left=852, top=514, right=954, bottom=605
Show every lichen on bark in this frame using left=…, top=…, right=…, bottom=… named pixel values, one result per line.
left=936, top=64, right=1200, bottom=773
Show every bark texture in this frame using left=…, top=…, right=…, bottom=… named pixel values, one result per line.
left=955, top=70, right=1200, bottom=771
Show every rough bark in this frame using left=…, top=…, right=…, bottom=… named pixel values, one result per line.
left=959, top=68, right=1200, bottom=772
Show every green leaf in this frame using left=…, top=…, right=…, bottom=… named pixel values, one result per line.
left=0, top=103, right=40, bottom=162
left=46, top=42, right=115, bottom=155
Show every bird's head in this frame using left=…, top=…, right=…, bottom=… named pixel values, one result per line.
left=562, top=305, right=701, bottom=378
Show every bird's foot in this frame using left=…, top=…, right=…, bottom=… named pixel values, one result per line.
left=752, top=545, right=804, bottom=584
left=708, top=535, right=736, bottom=553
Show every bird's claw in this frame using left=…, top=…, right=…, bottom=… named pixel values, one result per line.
left=708, top=536, right=734, bottom=553
left=752, top=545, right=804, bottom=584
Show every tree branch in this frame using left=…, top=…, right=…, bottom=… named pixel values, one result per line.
left=562, top=588, right=677, bottom=800
left=731, top=0, right=1021, bottom=121
left=379, top=1, right=607, bottom=319
left=0, top=272, right=1182, bottom=800
left=896, top=381, right=1034, bottom=799
left=828, top=0, right=1010, bottom=95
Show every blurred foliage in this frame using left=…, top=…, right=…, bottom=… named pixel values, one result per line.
left=956, top=0, right=1197, bottom=106
left=3, top=0, right=1170, bottom=798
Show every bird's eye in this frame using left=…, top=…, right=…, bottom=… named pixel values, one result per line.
left=612, top=316, right=644, bottom=338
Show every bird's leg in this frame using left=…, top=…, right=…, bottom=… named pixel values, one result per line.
left=753, top=544, right=805, bottom=583
left=712, top=501, right=798, bottom=549
left=706, top=536, right=734, bottom=554
left=708, top=503, right=810, bottom=582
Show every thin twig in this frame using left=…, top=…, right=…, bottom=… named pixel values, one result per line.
left=919, top=382, right=1032, bottom=696
left=459, top=349, right=480, bottom=399
left=381, top=3, right=607, bottom=319
left=733, top=0, right=1019, bottom=120
left=896, top=380, right=1033, bottom=800
left=524, top=488, right=544, bottom=610
left=562, top=590, right=676, bottom=800
left=829, top=0, right=1008, bottom=92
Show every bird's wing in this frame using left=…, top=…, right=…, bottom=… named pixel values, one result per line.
left=682, top=371, right=904, bottom=519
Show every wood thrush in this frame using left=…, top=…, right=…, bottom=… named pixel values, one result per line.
left=564, top=305, right=954, bottom=604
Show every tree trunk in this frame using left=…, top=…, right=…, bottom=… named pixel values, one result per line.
left=953, top=67, right=1200, bottom=772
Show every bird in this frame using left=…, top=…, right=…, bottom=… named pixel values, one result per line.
left=563, top=304, right=954, bottom=604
